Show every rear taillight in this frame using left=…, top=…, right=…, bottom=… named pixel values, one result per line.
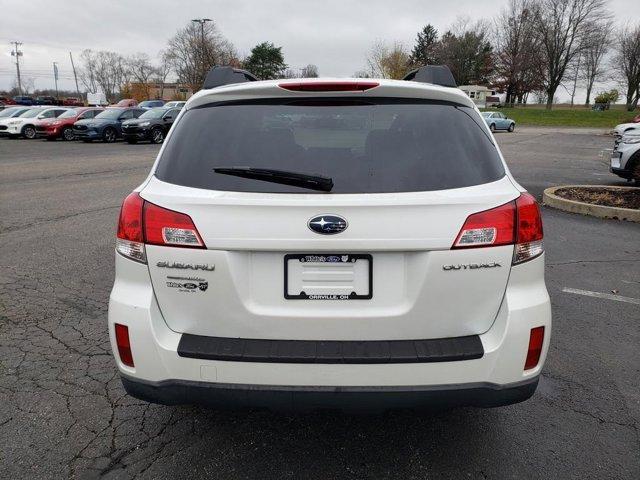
left=116, top=192, right=205, bottom=263
left=524, top=326, right=545, bottom=370
left=144, top=201, right=204, bottom=248
left=116, top=192, right=146, bottom=263
left=452, top=193, right=543, bottom=264
left=278, top=81, right=379, bottom=92
left=513, top=193, right=544, bottom=264
left=115, top=323, right=134, bottom=367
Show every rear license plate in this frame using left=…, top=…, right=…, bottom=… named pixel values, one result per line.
left=284, top=254, right=372, bottom=300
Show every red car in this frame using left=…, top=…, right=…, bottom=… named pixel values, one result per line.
left=62, top=97, right=84, bottom=107
left=114, top=99, right=138, bottom=107
left=0, top=96, right=17, bottom=107
left=35, top=107, right=105, bottom=141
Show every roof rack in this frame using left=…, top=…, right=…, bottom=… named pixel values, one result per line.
left=403, top=65, right=457, bottom=88
left=202, top=66, right=259, bottom=89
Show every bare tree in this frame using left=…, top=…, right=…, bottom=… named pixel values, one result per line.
left=78, top=49, right=129, bottom=101
left=612, top=23, right=640, bottom=111
left=300, top=64, right=319, bottom=78
left=165, top=20, right=238, bottom=92
left=494, top=0, right=544, bottom=104
left=366, top=41, right=412, bottom=79
left=581, top=20, right=612, bottom=105
left=534, top=0, right=609, bottom=109
left=155, top=50, right=172, bottom=99
left=78, top=49, right=99, bottom=94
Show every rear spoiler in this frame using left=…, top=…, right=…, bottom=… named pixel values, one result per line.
left=403, top=65, right=457, bottom=88
left=202, top=66, right=259, bottom=89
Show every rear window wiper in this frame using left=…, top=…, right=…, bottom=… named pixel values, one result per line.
left=213, top=167, right=333, bottom=192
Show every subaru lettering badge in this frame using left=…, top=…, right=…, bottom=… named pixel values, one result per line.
left=308, top=214, right=348, bottom=235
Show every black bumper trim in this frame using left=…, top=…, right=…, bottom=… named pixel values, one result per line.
left=178, top=334, right=484, bottom=364
left=121, top=376, right=539, bottom=411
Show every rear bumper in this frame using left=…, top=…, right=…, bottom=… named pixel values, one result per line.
left=121, top=375, right=539, bottom=411
left=109, top=251, right=551, bottom=410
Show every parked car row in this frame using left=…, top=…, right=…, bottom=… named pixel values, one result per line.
left=0, top=104, right=183, bottom=144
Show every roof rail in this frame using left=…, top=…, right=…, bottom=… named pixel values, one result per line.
left=403, top=65, right=457, bottom=88
left=202, top=66, right=259, bottom=89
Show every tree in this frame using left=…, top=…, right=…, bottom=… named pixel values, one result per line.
left=165, top=20, right=238, bottom=92
left=155, top=50, right=172, bottom=99
left=300, top=64, right=319, bottom=78
left=410, top=24, right=439, bottom=66
left=79, top=50, right=128, bottom=102
left=366, top=41, right=412, bottom=79
left=78, top=49, right=99, bottom=94
left=612, top=23, right=640, bottom=111
left=126, top=52, right=157, bottom=98
left=493, top=0, right=544, bottom=104
left=533, top=0, right=609, bottom=109
left=436, top=19, right=494, bottom=85
left=243, top=42, right=288, bottom=79
left=581, top=20, right=612, bottom=105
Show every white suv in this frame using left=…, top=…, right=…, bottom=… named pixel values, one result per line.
left=109, top=66, right=551, bottom=411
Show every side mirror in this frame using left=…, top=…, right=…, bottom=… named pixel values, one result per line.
left=163, top=115, right=174, bottom=121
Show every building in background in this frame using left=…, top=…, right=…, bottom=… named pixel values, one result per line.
left=125, top=82, right=193, bottom=102
left=459, top=85, right=503, bottom=108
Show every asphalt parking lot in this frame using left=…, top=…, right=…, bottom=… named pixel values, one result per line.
left=1, top=128, right=639, bottom=479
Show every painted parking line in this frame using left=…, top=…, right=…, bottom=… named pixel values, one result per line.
left=562, top=287, right=640, bottom=305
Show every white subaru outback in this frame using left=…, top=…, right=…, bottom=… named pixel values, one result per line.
left=109, top=66, right=551, bottom=411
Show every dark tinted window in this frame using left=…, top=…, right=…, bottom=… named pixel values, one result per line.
left=156, top=98, right=504, bottom=193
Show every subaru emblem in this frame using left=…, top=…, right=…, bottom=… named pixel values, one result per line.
left=308, top=214, right=348, bottom=235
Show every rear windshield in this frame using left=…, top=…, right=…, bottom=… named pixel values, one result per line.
left=155, top=98, right=504, bottom=193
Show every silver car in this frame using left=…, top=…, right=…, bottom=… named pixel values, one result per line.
left=609, top=132, right=640, bottom=182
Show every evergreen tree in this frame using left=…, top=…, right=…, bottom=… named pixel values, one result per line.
left=243, top=42, right=287, bottom=80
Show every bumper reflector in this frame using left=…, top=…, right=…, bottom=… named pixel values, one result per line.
left=115, top=323, right=134, bottom=367
left=524, top=326, right=545, bottom=370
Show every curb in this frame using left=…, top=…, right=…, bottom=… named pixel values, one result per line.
left=543, top=185, right=640, bottom=223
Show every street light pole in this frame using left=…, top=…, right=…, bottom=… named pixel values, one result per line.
left=191, top=19, right=212, bottom=84
left=53, top=62, right=59, bottom=103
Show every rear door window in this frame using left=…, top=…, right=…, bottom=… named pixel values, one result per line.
left=155, top=98, right=505, bottom=193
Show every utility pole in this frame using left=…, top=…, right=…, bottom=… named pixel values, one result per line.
left=69, top=51, right=81, bottom=100
left=10, top=41, right=23, bottom=95
left=53, top=62, right=60, bottom=102
left=191, top=19, right=212, bottom=84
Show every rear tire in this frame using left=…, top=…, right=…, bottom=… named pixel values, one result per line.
left=490, top=123, right=496, bottom=133
left=508, top=123, right=515, bottom=132
left=103, top=127, right=117, bottom=143
left=150, top=127, right=165, bottom=144
left=22, top=125, right=36, bottom=139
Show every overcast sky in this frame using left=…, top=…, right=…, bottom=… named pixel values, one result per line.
left=1, top=0, right=638, bottom=101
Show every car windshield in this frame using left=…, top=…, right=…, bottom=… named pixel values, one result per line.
left=95, top=108, right=124, bottom=119
left=0, top=107, right=21, bottom=118
left=139, top=108, right=166, bottom=119
left=481, top=112, right=492, bottom=117
left=156, top=98, right=504, bottom=194
left=19, top=109, right=46, bottom=118
left=59, top=109, right=80, bottom=118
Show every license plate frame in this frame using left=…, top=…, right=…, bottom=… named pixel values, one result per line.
left=284, top=253, right=373, bottom=300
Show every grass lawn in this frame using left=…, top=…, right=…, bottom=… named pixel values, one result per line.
left=481, top=107, right=637, bottom=128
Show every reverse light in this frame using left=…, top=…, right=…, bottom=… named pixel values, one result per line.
left=115, top=323, right=134, bottom=367
left=524, top=326, right=545, bottom=370
left=278, top=81, right=379, bottom=92
left=115, top=192, right=205, bottom=263
left=452, top=193, right=544, bottom=265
